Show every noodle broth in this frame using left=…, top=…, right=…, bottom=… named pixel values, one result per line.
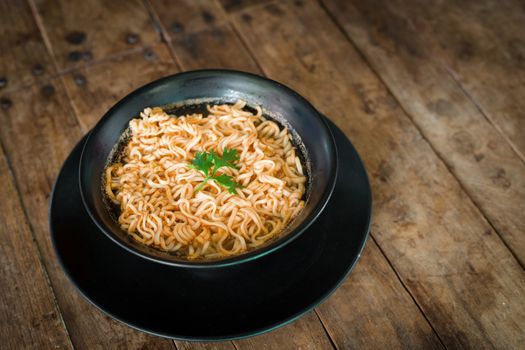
left=103, top=100, right=310, bottom=260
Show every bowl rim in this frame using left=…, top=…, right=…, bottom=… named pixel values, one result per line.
left=78, top=69, right=338, bottom=268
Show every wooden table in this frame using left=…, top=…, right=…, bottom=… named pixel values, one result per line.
left=1, top=0, right=524, bottom=348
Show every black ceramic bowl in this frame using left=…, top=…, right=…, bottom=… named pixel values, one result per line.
left=79, top=70, right=337, bottom=268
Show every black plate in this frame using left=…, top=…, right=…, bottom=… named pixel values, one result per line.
left=50, top=118, right=371, bottom=341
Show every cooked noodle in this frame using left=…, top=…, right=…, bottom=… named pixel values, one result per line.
left=105, top=100, right=306, bottom=259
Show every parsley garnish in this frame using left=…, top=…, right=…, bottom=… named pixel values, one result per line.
left=189, top=148, right=243, bottom=194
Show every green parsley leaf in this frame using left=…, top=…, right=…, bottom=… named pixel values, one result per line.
left=189, top=151, right=214, bottom=176
left=211, top=148, right=240, bottom=176
left=190, top=148, right=243, bottom=194
left=213, top=174, right=243, bottom=194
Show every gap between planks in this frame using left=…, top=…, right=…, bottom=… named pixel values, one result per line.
left=316, top=0, right=524, bottom=272
left=313, top=310, right=339, bottom=350
left=0, top=0, right=74, bottom=323
left=439, top=62, right=525, bottom=165
left=142, top=0, right=186, bottom=71
left=370, top=235, right=446, bottom=349
left=0, top=137, right=75, bottom=349
left=27, top=0, right=59, bottom=74
left=141, top=0, right=166, bottom=43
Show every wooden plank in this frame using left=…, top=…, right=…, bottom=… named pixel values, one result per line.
left=32, top=0, right=159, bottom=70
left=0, top=0, right=56, bottom=92
left=148, top=0, right=259, bottom=73
left=320, top=0, right=525, bottom=267
left=63, top=43, right=178, bottom=130
left=234, top=312, right=333, bottom=350
left=370, top=0, right=525, bottom=160
left=169, top=24, right=260, bottom=73
left=147, top=1, right=445, bottom=348
left=231, top=1, right=525, bottom=348
left=176, top=312, right=334, bottom=350
left=316, top=240, right=442, bottom=349
left=0, top=79, right=175, bottom=349
left=149, top=0, right=228, bottom=41
left=0, top=147, right=72, bottom=349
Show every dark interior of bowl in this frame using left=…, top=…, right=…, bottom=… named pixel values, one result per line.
left=79, top=70, right=337, bottom=267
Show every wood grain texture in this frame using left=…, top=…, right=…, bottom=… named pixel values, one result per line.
left=177, top=314, right=334, bottom=350
left=234, top=312, right=333, bottom=350
left=0, top=0, right=56, bottom=92
left=231, top=1, right=525, bottom=348
left=316, top=240, right=442, bottom=349
left=373, top=0, right=525, bottom=160
left=320, top=0, right=525, bottom=267
left=33, top=0, right=159, bottom=70
left=0, top=3, right=175, bottom=346
left=1, top=0, right=523, bottom=346
left=148, top=0, right=260, bottom=73
left=169, top=24, right=260, bottom=74
left=149, top=0, right=228, bottom=41
left=0, top=147, right=72, bottom=349
left=63, top=44, right=178, bottom=130
left=0, top=79, right=176, bottom=349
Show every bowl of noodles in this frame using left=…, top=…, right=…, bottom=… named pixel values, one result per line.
left=79, top=70, right=337, bottom=267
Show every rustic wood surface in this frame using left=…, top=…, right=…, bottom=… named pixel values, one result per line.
left=0, top=0, right=56, bottom=92
left=0, top=146, right=72, bottom=349
left=321, top=0, right=525, bottom=273
left=0, top=0, right=523, bottom=349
